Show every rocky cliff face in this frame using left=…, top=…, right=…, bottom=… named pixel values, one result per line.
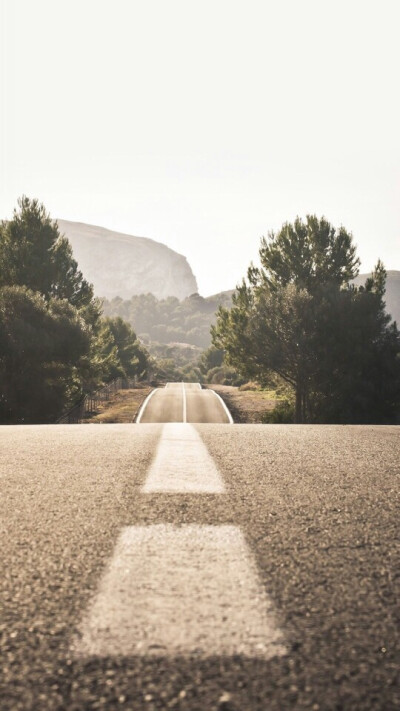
left=57, top=219, right=198, bottom=301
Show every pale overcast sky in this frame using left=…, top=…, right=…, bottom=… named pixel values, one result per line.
left=1, top=0, right=399, bottom=295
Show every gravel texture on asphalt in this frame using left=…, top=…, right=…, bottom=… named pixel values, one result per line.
left=1, top=423, right=399, bottom=710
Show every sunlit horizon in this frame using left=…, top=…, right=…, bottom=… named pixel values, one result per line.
left=2, top=0, right=399, bottom=295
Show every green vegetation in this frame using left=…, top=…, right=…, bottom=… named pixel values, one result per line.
left=197, top=345, right=244, bottom=385
left=101, top=290, right=238, bottom=382
left=213, top=215, right=400, bottom=424
left=3, top=201, right=398, bottom=425
left=97, top=317, right=149, bottom=382
left=0, top=197, right=150, bottom=423
left=102, top=291, right=233, bottom=350
left=0, top=285, right=92, bottom=423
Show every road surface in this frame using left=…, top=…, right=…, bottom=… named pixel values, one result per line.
left=1, top=401, right=399, bottom=709
left=137, top=382, right=233, bottom=423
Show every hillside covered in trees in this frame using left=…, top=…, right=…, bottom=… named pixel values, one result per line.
left=102, top=291, right=233, bottom=350
left=102, top=274, right=399, bottom=351
left=101, top=264, right=400, bottom=398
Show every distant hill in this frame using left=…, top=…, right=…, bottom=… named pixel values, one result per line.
left=103, top=272, right=399, bottom=358
left=57, top=219, right=198, bottom=301
left=102, top=291, right=234, bottom=351
left=353, top=270, right=400, bottom=324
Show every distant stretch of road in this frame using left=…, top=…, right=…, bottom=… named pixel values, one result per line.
left=137, top=382, right=233, bottom=424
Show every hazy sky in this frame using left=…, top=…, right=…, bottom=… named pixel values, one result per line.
left=1, top=0, right=399, bottom=295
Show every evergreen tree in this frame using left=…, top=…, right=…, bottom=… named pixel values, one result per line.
left=103, top=317, right=149, bottom=379
left=0, top=286, right=91, bottom=423
left=0, top=196, right=94, bottom=310
left=252, top=214, right=360, bottom=294
left=198, top=345, right=225, bottom=376
left=0, top=197, right=150, bottom=422
left=213, top=216, right=400, bottom=423
left=309, top=265, right=400, bottom=423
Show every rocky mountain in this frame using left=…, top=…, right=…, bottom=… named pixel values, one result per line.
left=353, top=270, right=400, bottom=324
left=57, top=219, right=198, bottom=301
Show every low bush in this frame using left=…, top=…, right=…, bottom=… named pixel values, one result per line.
left=208, top=366, right=246, bottom=386
left=261, top=400, right=294, bottom=424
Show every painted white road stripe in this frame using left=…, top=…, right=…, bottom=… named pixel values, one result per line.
left=74, top=524, right=286, bottom=659
left=210, top=388, right=234, bottom=424
left=142, top=423, right=225, bottom=493
left=136, top=388, right=159, bottom=423
left=181, top=381, right=187, bottom=423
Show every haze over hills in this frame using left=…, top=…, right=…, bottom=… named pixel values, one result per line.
left=59, top=219, right=399, bottom=346
left=103, top=273, right=400, bottom=357
left=58, top=219, right=198, bottom=301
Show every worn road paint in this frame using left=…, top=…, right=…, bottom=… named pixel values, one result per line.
left=142, top=423, right=225, bottom=493
left=136, top=388, right=159, bottom=423
left=182, top=382, right=187, bottom=423
left=210, top=389, right=234, bottom=424
left=74, top=524, right=286, bottom=659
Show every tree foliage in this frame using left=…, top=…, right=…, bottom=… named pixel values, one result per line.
left=309, top=269, right=400, bottom=423
left=0, top=197, right=94, bottom=310
left=102, top=291, right=233, bottom=350
left=198, top=345, right=225, bottom=375
left=213, top=216, right=400, bottom=423
left=251, top=214, right=360, bottom=293
left=0, top=197, right=150, bottom=423
left=100, top=317, right=150, bottom=380
left=0, top=286, right=91, bottom=423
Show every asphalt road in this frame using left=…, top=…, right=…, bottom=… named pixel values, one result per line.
left=137, top=382, right=232, bottom=424
left=1, top=422, right=399, bottom=710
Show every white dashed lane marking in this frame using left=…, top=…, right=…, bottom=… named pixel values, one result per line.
left=74, top=524, right=286, bottom=659
left=142, top=423, right=225, bottom=493
left=181, top=381, right=187, bottom=423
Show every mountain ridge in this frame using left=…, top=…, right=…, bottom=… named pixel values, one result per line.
left=58, top=219, right=198, bottom=301
left=58, top=217, right=399, bottom=333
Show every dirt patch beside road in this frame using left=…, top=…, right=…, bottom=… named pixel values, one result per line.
left=205, top=385, right=279, bottom=423
left=82, top=387, right=152, bottom=424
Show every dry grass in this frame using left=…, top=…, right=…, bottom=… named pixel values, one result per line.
left=82, top=387, right=152, bottom=424
left=206, top=384, right=282, bottom=424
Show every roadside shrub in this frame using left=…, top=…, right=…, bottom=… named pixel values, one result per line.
left=261, top=400, right=294, bottom=424
left=208, top=366, right=246, bottom=386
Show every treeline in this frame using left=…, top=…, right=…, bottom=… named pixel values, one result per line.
left=0, top=198, right=150, bottom=423
left=213, top=216, right=400, bottom=424
left=102, top=291, right=233, bottom=350
left=101, top=292, right=241, bottom=383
